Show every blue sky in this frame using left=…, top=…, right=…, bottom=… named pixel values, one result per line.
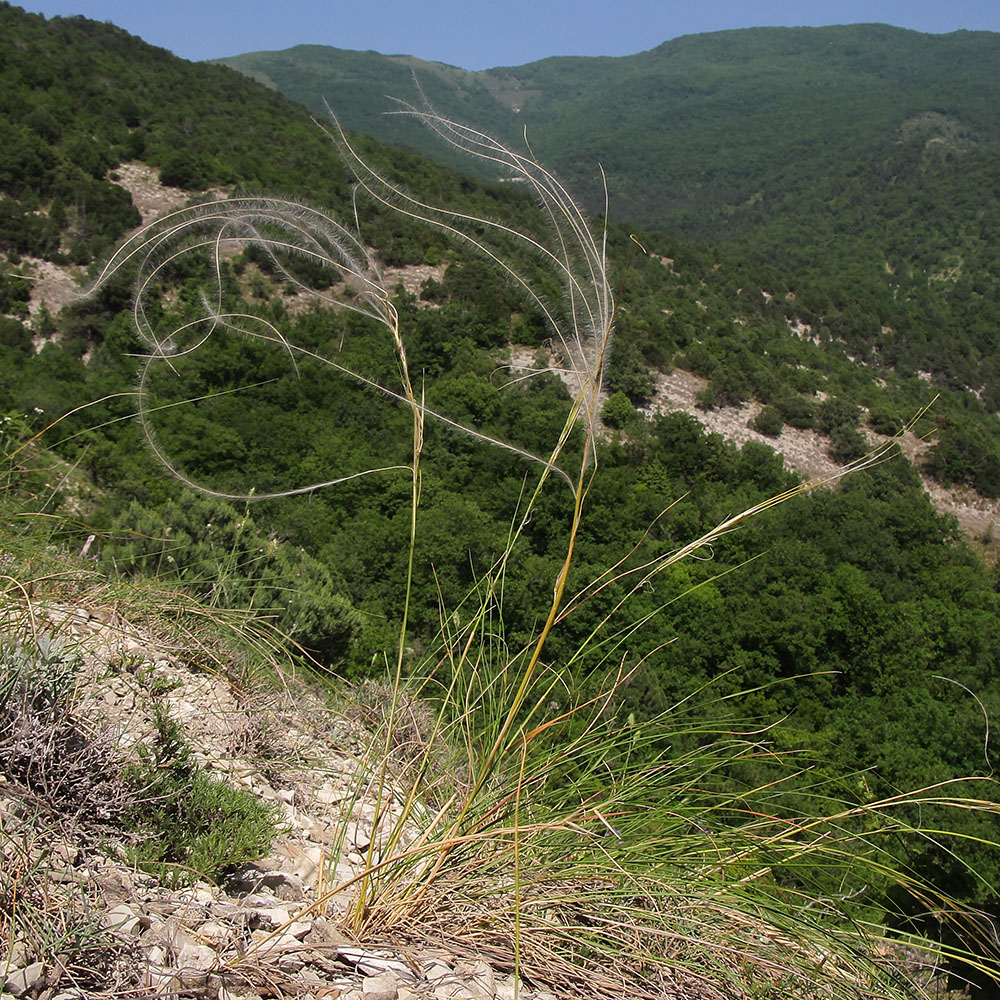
left=21, top=0, right=1000, bottom=68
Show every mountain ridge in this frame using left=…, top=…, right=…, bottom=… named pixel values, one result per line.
left=215, top=23, right=1000, bottom=401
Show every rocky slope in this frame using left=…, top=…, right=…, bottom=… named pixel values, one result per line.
left=0, top=591, right=553, bottom=1000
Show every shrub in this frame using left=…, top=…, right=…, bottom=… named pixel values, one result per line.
left=828, top=423, right=868, bottom=463
left=774, top=392, right=815, bottom=429
left=601, top=390, right=636, bottom=428
left=753, top=404, right=784, bottom=436
left=158, top=152, right=209, bottom=190
left=605, top=339, right=655, bottom=402
left=0, top=635, right=134, bottom=824
left=124, top=704, right=280, bottom=885
left=869, top=406, right=903, bottom=436
left=816, top=395, right=861, bottom=434
left=99, top=492, right=362, bottom=666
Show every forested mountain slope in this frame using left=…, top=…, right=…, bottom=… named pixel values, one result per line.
left=220, top=25, right=1000, bottom=395
left=2, top=6, right=1000, bottom=963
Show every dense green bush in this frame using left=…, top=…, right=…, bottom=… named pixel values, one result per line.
left=601, top=390, right=636, bottom=428
left=98, top=492, right=361, bottom=666
left=125, top=705, right=280, bottom=884
left=752, top=404, right=784, bottom=436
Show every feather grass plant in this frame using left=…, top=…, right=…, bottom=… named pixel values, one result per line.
left=85, top=107, right=999, bottom=998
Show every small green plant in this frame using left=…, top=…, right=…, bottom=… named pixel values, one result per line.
left=753, top=403, right=784, bottom=436
left=124, top=704, right=280, bottom=885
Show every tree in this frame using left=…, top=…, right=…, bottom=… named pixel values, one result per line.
left=602, top=391, right=636, bottom=428
left=753, top=405, right=784, bottom=437
left=606, top=339, right=655, bottom=403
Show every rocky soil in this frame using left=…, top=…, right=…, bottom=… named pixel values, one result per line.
left=0, top=599, right=554, bottom=1000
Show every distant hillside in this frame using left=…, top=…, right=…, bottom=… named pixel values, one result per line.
left=218, top=25, right=1000, bottom=255
left=213, top=45, right=514, bottom=179
left=219, top=26, right=1000, bottom=395
left=5, top=3, right=1000, bottom=516
left=0, top=2, right=369, bottom=266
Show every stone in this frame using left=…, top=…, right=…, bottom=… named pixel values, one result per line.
left=50, top=840, right=79, bottom=867
left=346, top=821, right=372, bottom=851
left=316, top=780, right=344, bottom=805
left=102, top=903, right=143, bottom=938
left=258, top=870, right=306, bottom=901
left=196, top=920, right=233, bottom=946
left=249, top=929, right=302, bottom=958
left=144, top=945, right=167, bottom=968
left=432, top=987, right=465, bottom=1000
left=247, top=905, right=294, bottom=931
left=422, top=960, right=453, bottom=984
left=3, top=963, right=46, bottom=998
left=305, top=823, right=336, bottom=845
left=286, top=919, right=314, bottom=940
left=304, top=916, right=352, bottom=947
left=362, top=970, right=399, bottom=999
left=239, top=891, right=285, bottom=909
left=2, top=941, right=29, bottom=971
left=494, top=976, right=525, bottom=1000
left=333, top=861, right=359, bottom=882
left=141, top=915, right=192, bottom=953
left=273, top=844, right=325, bottom=886
left=454, top=960, right=495, bottom=1000
left=338, top=949, right=411, bottom=978
left=277, top=951, right=307, bottom=973
left=185, top=885, right=217, bottom=905
left=176, top=941, right=217, bottom=974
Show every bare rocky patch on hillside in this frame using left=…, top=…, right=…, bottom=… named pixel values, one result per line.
left=20, top=256, right=86, bottom=324
left=509, top=346, right=999, bottom=545
left=110, top=162, right=223, bottom=226
left=649, top=369, right=1000, bottom=541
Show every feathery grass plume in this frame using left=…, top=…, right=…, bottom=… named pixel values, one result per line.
left=86, top=193, right=575, bottom=500
left=87, top=109, right=999, bottom=998
left=322, top=103, right=614, bottom=465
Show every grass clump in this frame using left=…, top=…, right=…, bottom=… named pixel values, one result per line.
left=0, top=810, right=130, bottom=994
left=0, top=627, right=137, bottom=992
